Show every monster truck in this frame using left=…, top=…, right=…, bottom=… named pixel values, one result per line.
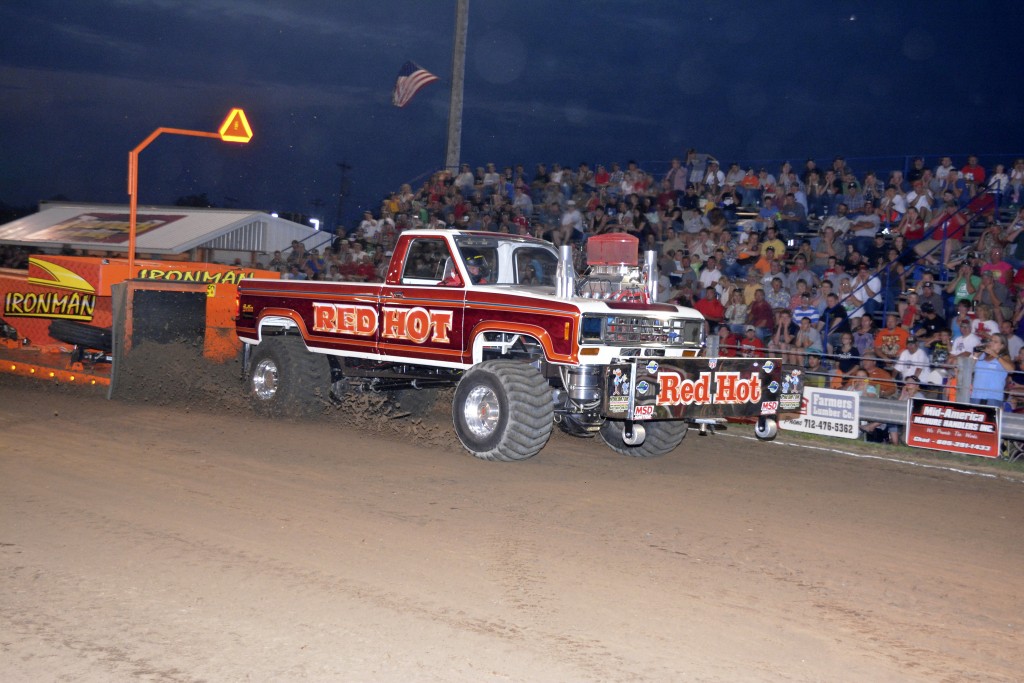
left=235, top=230, right=790, bottom=461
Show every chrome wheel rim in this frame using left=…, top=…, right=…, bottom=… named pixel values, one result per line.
left=463, top=385, right=500, bottom=438
left=252, top=358, right=279, bottom=400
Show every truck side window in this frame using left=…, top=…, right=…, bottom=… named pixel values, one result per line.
left=401, top=238, right=455, bottom=285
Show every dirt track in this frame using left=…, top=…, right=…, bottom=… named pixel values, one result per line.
left=2, top=376, right=1022, bottom=682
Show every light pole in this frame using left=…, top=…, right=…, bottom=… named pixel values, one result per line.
left=126, top=108, right=253, bottom=276
left=444, top=0, right=469, bottom=172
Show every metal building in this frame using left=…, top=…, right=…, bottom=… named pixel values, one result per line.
left=0, top=201, right=333, bottom=266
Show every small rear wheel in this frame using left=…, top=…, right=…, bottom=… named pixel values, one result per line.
left=754, top=416, right=779, bottom=441
left=599, top=420, right=688, bottom=458
left=452, top=360, right=553, bottom=461
left=248, top=336, right=330, bottom=418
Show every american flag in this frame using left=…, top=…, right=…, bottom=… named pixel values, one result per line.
left=391, top=61, right=439, bottom=108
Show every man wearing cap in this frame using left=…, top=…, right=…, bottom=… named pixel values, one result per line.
left=951, top=320, right=982, bottom=358
left=739, top=325, right=766, bottom=357
left=865, top=231, right=889, bottom=266
left=917, top=279, right=944, bottom=314
left=703, top=160, right=724, bottom=192
left=554, top=200, right=583, bottom=247
left=894, top=336, right=929, bottom=382
left=916, top=302, right=947, bottom=345
left=860, top=350, right=898, bottom=398
left=777, top=193, right=808, bottom=241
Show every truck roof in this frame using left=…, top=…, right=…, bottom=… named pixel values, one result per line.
left=398, top=229, right=550, bottom=246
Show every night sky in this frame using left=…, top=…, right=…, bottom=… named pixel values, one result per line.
left=1, top=1, right=1021, bottom=230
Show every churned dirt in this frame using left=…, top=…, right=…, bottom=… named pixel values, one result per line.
left=2, top=371, right=1023, bottom=682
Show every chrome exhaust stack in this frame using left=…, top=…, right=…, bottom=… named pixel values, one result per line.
left=556, top=244, right=576, bottom=300
left=643, top=250, right=658, bottom=302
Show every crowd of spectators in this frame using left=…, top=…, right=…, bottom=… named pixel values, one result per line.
left=0, top=244, right=31, bottom=269
left=304, top=151, right=1024, bottom=434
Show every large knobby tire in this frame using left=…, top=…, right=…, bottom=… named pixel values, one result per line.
left=452, top=360, right=553, bottom=461
left=248, top=336, right=330, bottom=418
left=48, top=319, right=113, bottom=352
left=599, top=419, right=688, bottom=458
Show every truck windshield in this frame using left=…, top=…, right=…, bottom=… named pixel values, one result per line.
left=453, top=235, right=559, bottom=286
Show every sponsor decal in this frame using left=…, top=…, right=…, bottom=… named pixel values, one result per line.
left=10, top=258, right=99, bottom=320
left=778, top=369, right=803, bottom=410
left=781, top=369, right=802, bottom=394
left=780, top=394, right=802, bottom=411
left=311, top=302, right=453, bottom=344
left=656, top=371, right=762, bottom=406
left=632, top=404, right=655, bottom=420
left=4, top=290, right=96, bottom=321
left=608, top=395, right=629, bottom=411
left=768, top=380, right=779, bottom=393
left=611, top=368, right=630, bottom=396
left=760, top=400, right=778, bottom=415
left=27, top=258, right=96, bottom=293
left=635, top=380, right=650, bottom=395
left=762, top=360, right=775, bottom=374
left=137, top=268, right=258, bottom=285
left=707, top=358, right=717, bottom=369
left=645, top=360, right=659, bottom=374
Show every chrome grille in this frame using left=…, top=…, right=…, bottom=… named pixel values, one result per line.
left=584, top=315, right=703, bottom=347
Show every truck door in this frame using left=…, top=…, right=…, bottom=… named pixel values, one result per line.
left=378, top=236, right=466, bottom=366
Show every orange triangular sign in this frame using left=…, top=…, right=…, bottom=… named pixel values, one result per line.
left=219, top=108, right=253, bottom=143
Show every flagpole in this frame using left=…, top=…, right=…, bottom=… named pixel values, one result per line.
left=445, top=0, right=469, bottom=173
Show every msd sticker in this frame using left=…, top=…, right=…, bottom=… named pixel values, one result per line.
left=632, top=405, right=655, bottom=420
left=760, top=400, right=778, bottom=415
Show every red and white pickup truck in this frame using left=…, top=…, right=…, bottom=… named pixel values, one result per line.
left=235, top=230, right=791, bottom=461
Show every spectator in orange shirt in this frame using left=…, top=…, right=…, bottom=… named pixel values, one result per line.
left=860, top=350, right=898, bottom=398
left=875, top=313, right=910, bottom=364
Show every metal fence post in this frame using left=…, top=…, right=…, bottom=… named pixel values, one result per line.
left=956, top=355, right=975, bottom=402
